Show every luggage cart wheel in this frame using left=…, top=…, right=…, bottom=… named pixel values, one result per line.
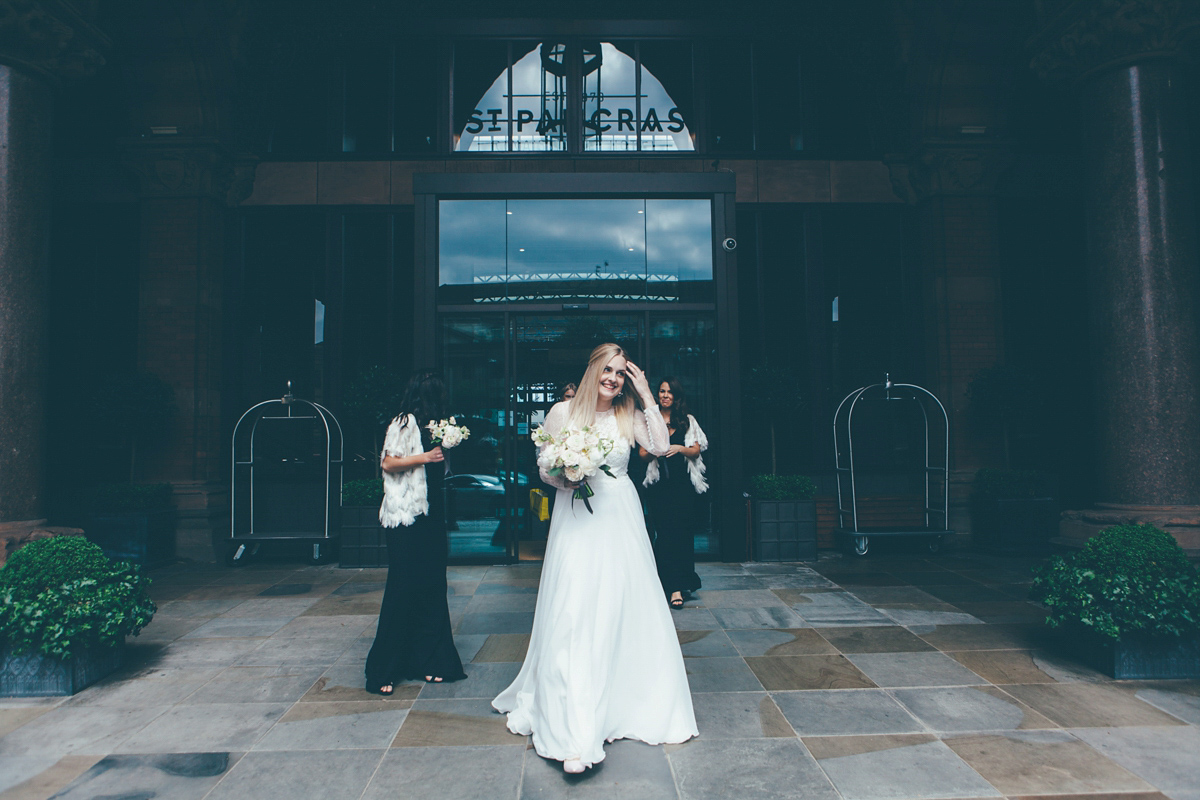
left=853, top=536, right=869, bottom=557
left=927, top=536, right=942, bottom=554
left=310, top=542, right=331, bottom=565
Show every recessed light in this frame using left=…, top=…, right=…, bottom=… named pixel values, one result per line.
left=628, top=248, right=635, bottom=251
left=519, top=248, right=525, bottom=252
left=507, top=211, right=513, bottom=215
left=637, top=210, right=644, bottom=214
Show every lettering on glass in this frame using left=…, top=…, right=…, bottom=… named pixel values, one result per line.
left=456, top=42, right=694, bottom=152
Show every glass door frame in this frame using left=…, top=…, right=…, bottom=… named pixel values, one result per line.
left=414, top=172, right=746, bottom=563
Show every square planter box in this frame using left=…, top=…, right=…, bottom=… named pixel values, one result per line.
left=339, top=505, right=388, bottom=568
left=0, top=642, right=124, bottom=697
left=85, top=509, right=176, bottom=567
left=753, top=499, right=817, bottom=562
left=1071, top=633, right=1200, bottom=679
left=972, top=497, right=1058, bottom=555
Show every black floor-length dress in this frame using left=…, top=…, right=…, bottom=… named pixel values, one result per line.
left=647, top=428, right=703, bottom=596
left=365, top=437, right=466, bottom=687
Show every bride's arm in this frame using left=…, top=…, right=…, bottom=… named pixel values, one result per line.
left=633, top=407, right=670, bottom=457
left=536, top=401, right=574, bottom=490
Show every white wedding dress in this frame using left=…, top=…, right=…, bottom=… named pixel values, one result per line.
left=492, top=402, right=698, bottom=766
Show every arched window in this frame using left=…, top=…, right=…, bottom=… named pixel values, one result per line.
left=456, top=42, right=694, bottom=153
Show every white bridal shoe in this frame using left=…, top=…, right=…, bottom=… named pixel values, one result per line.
left=563, top=759, right=586, bottom=774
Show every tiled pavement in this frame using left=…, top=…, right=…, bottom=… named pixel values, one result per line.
left=1, top=553, right=1198, bottom=799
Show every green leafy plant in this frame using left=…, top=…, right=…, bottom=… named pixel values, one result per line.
left=0, top=537, right=156, bottom=659
left=1030, top=524, right=1200, bottom=641
left=85, top=483, right=173, bottom=513
left=750, top=474, right=817, bottom=501
left=342, top=478, right=384, bottom=506
left=971, top=468, right=1048, bottom=501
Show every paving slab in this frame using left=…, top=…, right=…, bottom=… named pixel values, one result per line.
left=361, top=745, right=525, bottom=800
left=1071, top=725, right=1200, bottom=800
left=520, top=739, right=677, bottom=799
left=846, top=652, right=986, bottom=688
left=804, top=735, right=1002, bottom=799
left=114, top=703, right=288, bottom=753
left=772, top=689, right=923, bottom=736
left=669, top=738, right=837, bottom=800
left=204, top=748, right=384, bottom=800
left=49, top=752, right=238, bottom=800
left=688, top=692, right=794, bottom=739
left=253, top=700, right=408, bottom=751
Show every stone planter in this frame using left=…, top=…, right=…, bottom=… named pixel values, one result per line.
left=0, top=642, right=124, bottom=697
left=971, top=497, right=1058, bottom=554
left=1073, top=633, right=1200, bottom=679
left=339, top=505, right=387, bottom=568
left=85, top=508, right=176, bottom=567
left=753, top=499, right=817, bottom=562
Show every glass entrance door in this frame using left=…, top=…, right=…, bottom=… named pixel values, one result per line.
left=440, top=311, right=718, bottom=563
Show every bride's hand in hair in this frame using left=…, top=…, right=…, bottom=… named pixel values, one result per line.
left=623, top=361, right=655, bottom=405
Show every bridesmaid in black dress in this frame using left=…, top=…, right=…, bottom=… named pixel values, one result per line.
left=639, top=378, right=708, bottom=609
left=366, top=372, right=466, bottom=694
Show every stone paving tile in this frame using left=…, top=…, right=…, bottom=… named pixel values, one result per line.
left=669, top=738, right=838, bottom=800
left=301, top=665, right=420, bottom=704
left=683, top=656, right=765, bottom=692
left=361, top=745, right=525, bottom=800
left=0, top=708, right=50, bottom=738
left=1135, top=687, right=1200, bottom=725
left=465, top=592, right=539, bottom=613
left=393, top=699, right=525, bottom=747
left=416, top=662, right=523, bottom=700
left=816, top=626, right=937, bottom=654
left=1070, top=726, right=1200, bottom=800
left=253, top=700, right=408, bottom=751
left=0, top=754, right=103, bottom=799
left=235, top=636, right=359, bottom=667
left=181, top=665, right=325, bottom=705
left=455, top=611, right=536, bottom=635
left=688, top=692, right=794, bottom=739
left=725, top=629, right=838, bottom=657
left=882, top=609, right=986, bottom=628
left=63, top=667, right=222, bottom=708
left=694, top=575, right=768, bottom=590
left=0, top=705, right=167, bottom=757
left=134, top=615, right=212, bottom=643
left=846, top=652, right=986, bottom=688
left=677, top=629, right=740, bottom=658
left=49, top=752, right=239, bottom=800
left=915, top=623, right=1047, bottom=651
left=710, top=606, right=808, bottom=630
left=745, top=655, right=875, bottom=691
left=204, top=749, right=384, bottom=800
left=946, top=730, right=1156, bottom=796
left=891, top=686, right=1059, bottom=732
left=472, top=633, right=532, bottom=662
left=143, top=638, right=268, bottom=669
left=772, top=689, right=923, bottom=736
left=452, top=633, right=491, bottom=664
left=272, top=615, right=377, bottom=639
left=948, top=650, right=1058, bottom=685
left=182, top=616, right=296, bottom=639
left=0, top=754, right=68, bottom=793
left=521, top=739, right=677, bottom=799
left=670, top=608, right=722, bottom=631
left=694, top=589, right=789, bottom=608
left=804, top=734, right=1003, bottom=799
left=222, top=597, right=321, bottom=618
left=114, top=703, right=288, bottom=753
left=1001, top=683, right=1187, bottom=728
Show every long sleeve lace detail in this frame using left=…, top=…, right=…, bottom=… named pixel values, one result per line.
left=634, top=405, right=670, bottom=457
left=537, top=402, right=572, bottom=490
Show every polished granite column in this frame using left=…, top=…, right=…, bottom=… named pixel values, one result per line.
left=1030, top=0, right=1200, bottom=548
left=1081, top=61, right=1200, bottom=510
left=0, top=65, right=53, bottom=534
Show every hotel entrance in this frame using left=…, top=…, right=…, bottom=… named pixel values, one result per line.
left=415, top=173, right=741, bottom=563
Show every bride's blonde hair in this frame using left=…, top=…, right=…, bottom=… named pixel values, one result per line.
left=566, top=342, right=637, bottom=442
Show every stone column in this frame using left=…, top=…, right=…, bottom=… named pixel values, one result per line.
left=1032, top=0, right=1200, bottom=550
left=890, top=142, right=1012, bottom=540
left=0, top=1, right=106, bottom=542
left=123, top=139, right=256, bottom=561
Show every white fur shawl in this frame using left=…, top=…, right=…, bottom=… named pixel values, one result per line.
left=378, top=414, right=428, bottom=528
left=643, top=414, right=709, bottom=494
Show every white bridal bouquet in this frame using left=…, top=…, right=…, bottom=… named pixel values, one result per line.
left=531, top=424, right=615, bottom=513
left=426, top=417, right=470, bottom=448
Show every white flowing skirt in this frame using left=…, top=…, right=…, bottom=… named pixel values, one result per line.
left=492, top=472, right=698, bottom=766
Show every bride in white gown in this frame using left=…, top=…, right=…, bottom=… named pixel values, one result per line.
left=492, top=343, right=698, bottom=772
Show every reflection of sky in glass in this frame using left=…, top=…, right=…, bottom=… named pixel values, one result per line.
left=457, top=43, right=691, bottom=152
left=439, top=200, right=507, bottom=286
left=438, top=199, right=712, bottom=296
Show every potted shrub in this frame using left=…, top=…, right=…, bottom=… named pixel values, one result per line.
left=339, top=478, right=386, bottom=568
left=84, top=483, right=176, bottom=567
left=0, top=536, right=156, bottom=696
left=970, top=468, right=1058, bottom=555
left=82, top=371, right=177, bottom=567
left=750, top=474, right=818, bottom=562
left=1029, top=523, right=1200, bottom=679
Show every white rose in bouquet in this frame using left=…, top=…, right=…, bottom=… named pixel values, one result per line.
left=426, top=418, right=470, bottom=449
left=528, top=423, right=616, bottom=514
